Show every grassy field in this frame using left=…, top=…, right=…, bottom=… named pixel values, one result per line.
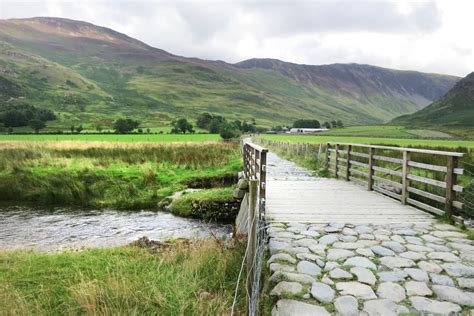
left=0, top=141, right=241, bottom=212
left=318, top=125, right=454, bottom=138
left=0, top=240, right=246, bottom=314
left=0, top=133, right=220, bottom=142
left=261, top=134, right=474, bottom=149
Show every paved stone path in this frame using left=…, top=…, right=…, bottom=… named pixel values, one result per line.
left=265, top=152, right=474, bottom=315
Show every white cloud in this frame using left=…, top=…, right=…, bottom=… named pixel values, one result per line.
left=1, top=0, right=473, bottom=76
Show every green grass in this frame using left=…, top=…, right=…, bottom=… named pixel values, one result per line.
left=0, top=141, right=242, bottom=211
left=0, top=133, right=220, bottom=142
left=0, top=240, right=246, bottom=315
left=318, top=125, right=453, bottom=138
left=260, top=134, right=474, bottom=149
left=170, top=187, right=236, bottom=220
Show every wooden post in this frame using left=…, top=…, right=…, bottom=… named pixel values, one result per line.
left=401, top=151, right=411, bottom=205
left=325, top=143, right=330, bottom=170
left=335, top=144, right=340, bottom=178
left=346, top=145, right=352, bottom=181
left=246, top=179, right=258, bottom=312
left=260, top=149, right=268, bottom=212
left=368, top=147, right=374, bottom=191
left=445, top=156, right=458, bottom=218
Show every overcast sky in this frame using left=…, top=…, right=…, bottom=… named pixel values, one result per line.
left=1, top=0, right=473, bottom=76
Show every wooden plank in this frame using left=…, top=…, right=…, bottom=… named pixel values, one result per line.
left=372, top=165, right=403, bottom=177
left=407, top=198, right=445, bottom=216
left=335, top=144, right=340, bottom=179
left=372, top=175, right=402, bottom=189
left=373, top=155, right=403, bottom=164
left=373, top=186, right=402, bottom=200
left=337, top=157, right=348, bottom=163
left=349, top=168, right=368, bottom=177
left=408, top=161, right=447, bottom=173
left=350, top=160, right=369, bottom=168
left=328, top=142, right=464, bottom=157
left=350, top=151, right=369, bottom=159
left=407, top=186, right=446, bottom=203
left=406, top=174, right=462, bottom=192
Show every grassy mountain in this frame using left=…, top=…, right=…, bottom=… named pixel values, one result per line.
left=392, top=72, right=474, bottom=127
left=0, top=17, right=460, bottom=129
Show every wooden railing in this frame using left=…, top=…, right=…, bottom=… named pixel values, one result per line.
left=326, top=142, right=464, bottom=218
left=243, top=140, right=268, bottom=203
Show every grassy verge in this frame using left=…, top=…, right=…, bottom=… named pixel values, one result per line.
left=0, top=240, right=246, bottom=315
left=170, top=187, right=238, bottom=222
left=0, top=141, right=242, bottom=211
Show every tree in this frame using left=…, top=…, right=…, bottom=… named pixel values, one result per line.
left=29, top=119, right=46, bottom=133
left=323, top=122, right=331, bottom=129
left=146, top=128, right=151, bottom=134
left=95, top=124, right=103, bottom=133
left=75, top=125, right=84, bottom=133
left=271, top=125, right=283, bottom=132
left=336, top=120, right=344, bottom=128
left=196, top=112, right=213, bottom=129
left=331, top=120, right=338, bottom=128
left=293, top=119, right=320, bottom=128
left=70, top=125, right=75, bottom=133
left=2, top=110, right=28, bottom=127
left=219, top=124, right=240, bottom=140
left=113, top=118, right=140, bottom=134
left=171, top=118, right=194, bottom=134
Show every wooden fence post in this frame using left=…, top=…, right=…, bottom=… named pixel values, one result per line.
left=445, top=156, right=458, bottom=218
left=401, top=151, right=411, bottom=205
left=335, top=144, right=340, bottom=178
left=325, top=143, right=330, bottom=170
left=260, top=149, right=267, bottom=210
left=346, top=145, right=352, bottom=181
left=246, top=179, right=258, bottom=312
left=368, top=147, right=374, bottom=191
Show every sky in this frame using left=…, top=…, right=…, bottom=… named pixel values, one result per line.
left=1, top=0, right=473, bottom=77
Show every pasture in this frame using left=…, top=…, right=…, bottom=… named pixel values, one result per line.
left=0, top=133, right=220, bottom=142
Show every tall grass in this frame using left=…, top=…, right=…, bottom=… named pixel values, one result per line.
left=0, top=141, right=242, bottom=210
left=0, top=240, right=246, bottom=315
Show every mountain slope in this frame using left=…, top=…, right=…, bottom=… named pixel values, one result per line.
left=0, top=17, right=460, bottom=129
left=392, top=72, right=474, bottom=127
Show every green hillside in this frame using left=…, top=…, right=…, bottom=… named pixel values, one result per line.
left=393, top=72, right=474, bottom=127
left=0, top=17, right=461, bottom=130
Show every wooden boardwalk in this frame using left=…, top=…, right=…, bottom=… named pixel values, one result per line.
left=265, top=152, right=435, bottom=224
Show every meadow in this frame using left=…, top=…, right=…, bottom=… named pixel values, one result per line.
left=0, top=239, right=246, bottom=315
left=0, top=141, right=241, bottom=213
left=0, top=133, right=220, bottom=142
left=317, top=125, right=454, bottom=138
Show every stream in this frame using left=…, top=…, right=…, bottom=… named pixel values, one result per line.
left=0, top=206, right=232, bottom=251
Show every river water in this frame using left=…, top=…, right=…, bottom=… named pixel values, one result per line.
left=0, top=206, right=232, bottom=251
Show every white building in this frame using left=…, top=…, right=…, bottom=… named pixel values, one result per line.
left=289, top=128, right=329, bottom=133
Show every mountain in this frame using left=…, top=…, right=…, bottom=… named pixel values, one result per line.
left=0, top=17, right=461, bottom=129
left=392, top=72, right=474, bottom=127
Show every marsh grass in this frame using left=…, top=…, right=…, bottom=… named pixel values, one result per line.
left=0, top=141, right=242, bottom=210
left=0, top=240, right=246, bottom=315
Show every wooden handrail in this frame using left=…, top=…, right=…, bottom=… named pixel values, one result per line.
left=326, top=142, right=464, bottom=219
left=242, top=140, right=268, bottom=208
left=328, top=142, right=464, bottom=157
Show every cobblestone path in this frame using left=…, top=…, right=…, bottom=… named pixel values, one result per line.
left=265, top=152, right=474, bottom=315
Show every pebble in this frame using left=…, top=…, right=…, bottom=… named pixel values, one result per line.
left=441, top=263, right=474, bottom=277
left=272, top=299, right=331, bottom=316
left=336, top=282, right=377, bottom=299
left=351, top=267, right=376, bottom=285
left=458, top=277, right=474, bottom=289
left=377, top=270, right=408, bottom=282
left=363, top=299, right=409, bottom=316
left=268, top=253, right=297, bottom=265
left=269, top=271, right=316, bottom=285
left=381, top=241, right=406, bottom=253
left=355, top=248, right=374, bottom=257
left=343, top=256, right=376, bottom=270
left=270, top=263, right=295, bottom=273
left=430, top=273, right=455, bottom=286
left=329, top=268, right=353, bottom=279
left=380, top=256, right=415, bottom=269
left=417, top=261, right=443, bottom=273
left=371, top=245, right=395, bottom=256
left=405, top=281, right=433, bottom=296
left=427, top=251, right=460, bottom=262
left=318, top=234, right=339, bottom=245
left=327, top=249, right=355, bottom=261
left=270, top=281, right=304, bottom=297
left=410, top=296, right=462, bottom=314
left=311, top=282, right=335, bottom=303
left=404, top=268, right=429, bottom=282
left=297, top=260, right=321, bottom=276
left=432, top=285, right=474, bottom=306
left=400, top=251, right=426, bottom=261
left=376, top=282, right=406, bottom=302
left=334, top=295, right=359, bottom=316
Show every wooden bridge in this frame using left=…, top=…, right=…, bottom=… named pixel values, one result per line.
left=243, top=139, right=465, bottom=224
